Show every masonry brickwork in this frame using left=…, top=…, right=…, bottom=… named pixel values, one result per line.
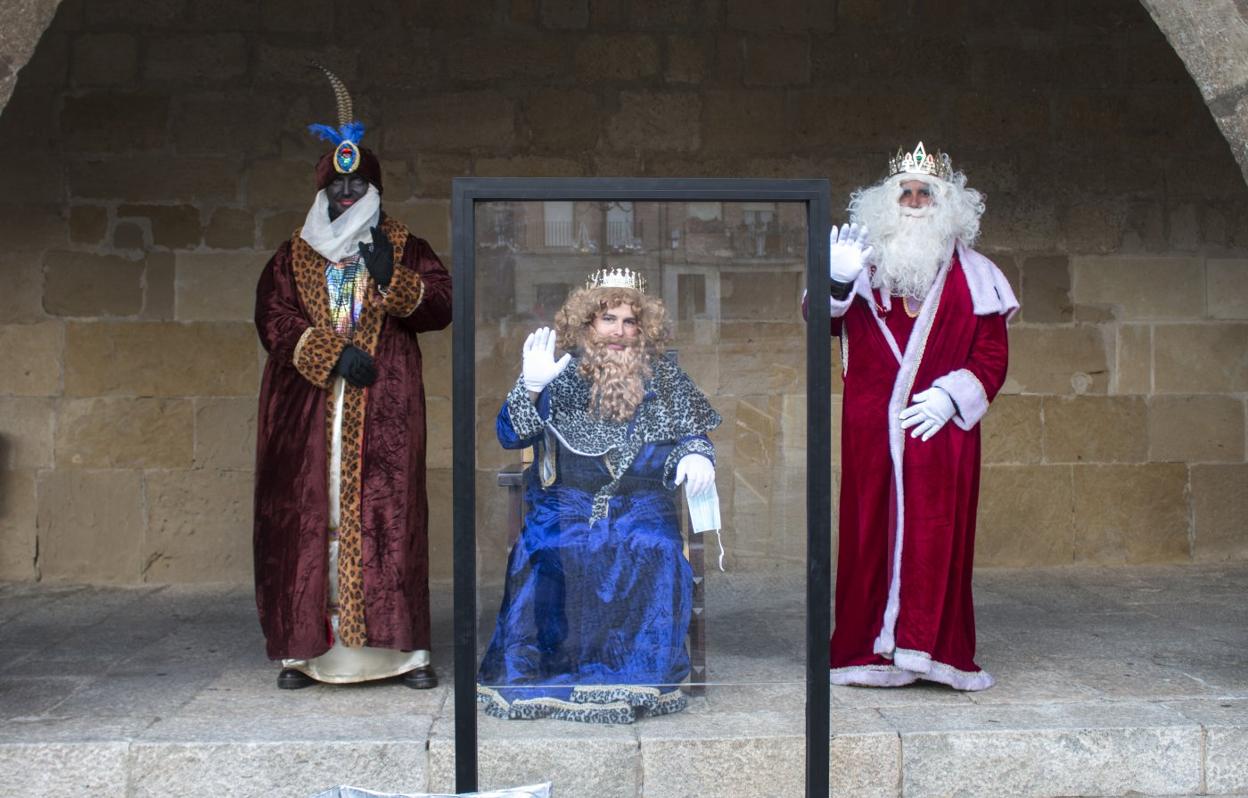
left=0, top=0, right=1246, bottom=583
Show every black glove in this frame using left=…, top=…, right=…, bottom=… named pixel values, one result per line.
left=359, top=226, right=394, bottom=290
left=830, top=277, right=854, bottom=301
left=332, top=345, right=377, bottom=388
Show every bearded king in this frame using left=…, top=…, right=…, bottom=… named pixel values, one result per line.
left=477, top=269, right=721, bottom=723
left=808, top=143, right=1018, bottom=690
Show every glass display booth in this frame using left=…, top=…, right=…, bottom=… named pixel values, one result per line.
left=451, top=178, right=832, bottom=796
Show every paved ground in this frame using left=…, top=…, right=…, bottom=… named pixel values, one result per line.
left=1, top=564, right=1245, bottom=797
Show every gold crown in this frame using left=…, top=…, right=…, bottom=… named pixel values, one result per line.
left=586, top=267, right=646, bottom=294
left=887, top=141, right=953, bottom=181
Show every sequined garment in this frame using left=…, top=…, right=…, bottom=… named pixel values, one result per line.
left=325, top=255, right=367, bottom=337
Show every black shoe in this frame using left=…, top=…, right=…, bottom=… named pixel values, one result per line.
left=402, top=665, right=437, bottom=689
left=277, top=668, right=316, bottom=690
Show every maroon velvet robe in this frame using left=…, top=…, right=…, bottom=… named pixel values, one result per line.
left=816, top=247, right=1013, bottom=689
left=253, top=218, right=451, bottom=661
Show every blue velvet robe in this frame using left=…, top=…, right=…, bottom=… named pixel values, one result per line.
left=477, top=357, right=719, bottom=723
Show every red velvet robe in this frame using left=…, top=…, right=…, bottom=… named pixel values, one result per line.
left=820, top=247, right=1012, bottom=690
left=253, top=218, right=451, bottom=660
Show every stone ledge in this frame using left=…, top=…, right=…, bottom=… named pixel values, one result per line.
left=0, top=698, right=1239, bottom=798
left=884, top=702, right=1203, bottom=798
left=3, top=567, right=1247, bottom=797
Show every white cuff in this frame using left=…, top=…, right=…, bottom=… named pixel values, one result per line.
left=833, top=269, right=872, bottom=319
left=932, top=368, right=990, bottom=430
left=829, top=289, right=854, bottom=318
left=801, top=288, right=855, bottom=319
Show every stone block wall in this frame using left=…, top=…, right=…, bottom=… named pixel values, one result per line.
left=0, top=0, right=1245, bottom=583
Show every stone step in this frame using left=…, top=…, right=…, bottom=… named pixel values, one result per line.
left=2, top=567, right=1246, bottom=797
left=2, top=691, right=1245, bottom=797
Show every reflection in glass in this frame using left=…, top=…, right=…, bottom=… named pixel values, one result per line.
left=474, top=200, right=810, bottom=726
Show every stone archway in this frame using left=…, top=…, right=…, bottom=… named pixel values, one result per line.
left=2, top=0, right=1247, bottom=184
left=0, top=0, right=63, bottom=112
left=1140, top=0, right=1248, bottom=184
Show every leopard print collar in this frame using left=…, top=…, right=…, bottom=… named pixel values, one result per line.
left=543, top=355, right=721, bottom=521
left=545, top=355, right=720, bottom=455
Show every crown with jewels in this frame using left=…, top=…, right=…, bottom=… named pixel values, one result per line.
left=586, top=267, right=646, bottom=294
left=887, top=141, right=953, bottom=181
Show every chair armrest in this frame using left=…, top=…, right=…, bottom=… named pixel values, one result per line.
left=497, top=463, right=526, bottom=487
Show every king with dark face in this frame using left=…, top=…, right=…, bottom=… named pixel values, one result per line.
left=251, top=64, right=452, bottom=694
left=326, top=173, right=371, bottom=221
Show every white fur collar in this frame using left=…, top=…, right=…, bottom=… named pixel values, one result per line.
left=852, top=242, right=1019, bottom=320
left=956, top=242, right=1019, bottom=319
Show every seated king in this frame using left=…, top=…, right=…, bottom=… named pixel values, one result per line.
left=477, top=268, right=721, bottom=723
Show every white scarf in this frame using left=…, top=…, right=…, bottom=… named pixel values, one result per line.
left=300, top=185, right=381, bottom=263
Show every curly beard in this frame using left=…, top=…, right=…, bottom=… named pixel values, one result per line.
left=578, top=330, right=651, bottom=422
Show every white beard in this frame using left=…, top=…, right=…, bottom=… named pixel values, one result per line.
left=870, top=208, right=954, bottom=298
left=848, top=172, right=985, bottom=300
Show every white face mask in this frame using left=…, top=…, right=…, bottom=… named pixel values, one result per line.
left=300, top=184, right=382, bottom=263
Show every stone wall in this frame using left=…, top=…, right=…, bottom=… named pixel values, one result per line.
left=0, top=0, right=1245, bottom=584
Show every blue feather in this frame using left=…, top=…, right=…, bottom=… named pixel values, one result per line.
left=307, top=121, right=367, bottom=144
left=341, top=121, right=366, bottom=143
left=307, top=123, right=342, bottom=143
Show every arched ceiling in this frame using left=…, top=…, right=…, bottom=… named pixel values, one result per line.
left=0, top=0, right=63, bottom=111
left=1, top=0, right=1247, bottom=185
left=1139, top=0, right=1248, bottom=185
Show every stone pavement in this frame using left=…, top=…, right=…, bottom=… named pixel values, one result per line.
left=1, top=565, right=1245, bottom=797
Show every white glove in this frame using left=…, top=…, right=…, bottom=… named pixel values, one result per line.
left=521, top=327, right=571, bottom=393
left=675, top=453, right=715, bottom=497
left=899, top=387, right=957, bottom=442
left=829, top=223, right=873, bottom=284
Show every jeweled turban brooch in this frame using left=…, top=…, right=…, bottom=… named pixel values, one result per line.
left=308, top=63, right=365, bottom=175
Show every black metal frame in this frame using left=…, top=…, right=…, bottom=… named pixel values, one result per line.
left=451, top=177, right=831, bottom=797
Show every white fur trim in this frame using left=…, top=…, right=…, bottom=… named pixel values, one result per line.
left=932, top=368, right=990, bottom=430
left=894, top=648, right=995, bottom=691
left=830, top=664, right=919, bottom=688
left=957, top=243, right=1019, bottom=320
left=871, top=259, right=952, bottom=658
left=831, top=655, right=993, bottom=691
left=840, top=328, right=848, bottom=376
left=850, top=268, right=877, bottom=317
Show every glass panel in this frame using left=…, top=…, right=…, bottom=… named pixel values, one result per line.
left=472, top=198, right=809, bottom=776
